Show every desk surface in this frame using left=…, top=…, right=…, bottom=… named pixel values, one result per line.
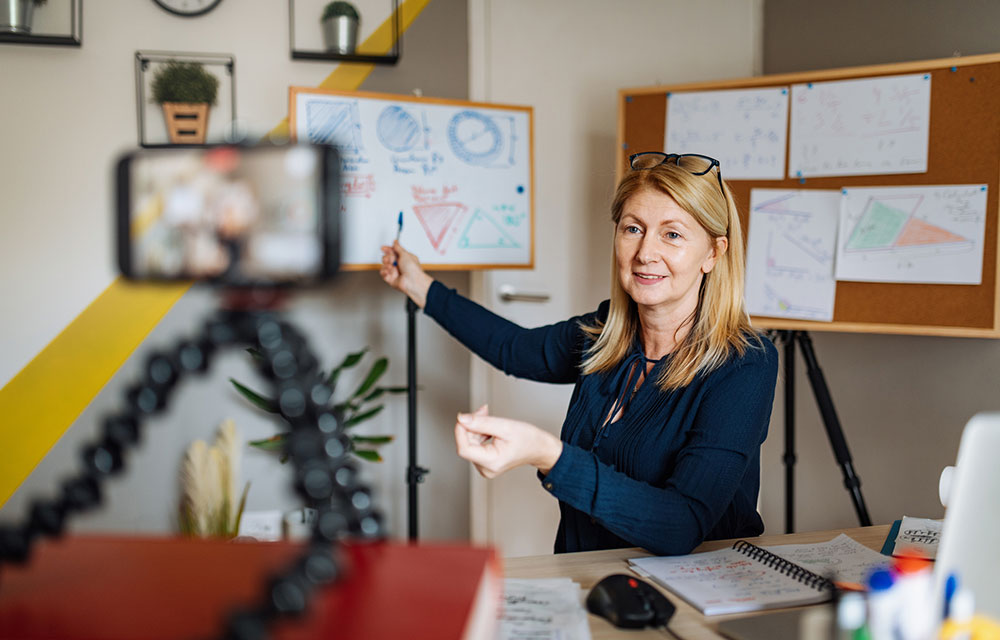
left=504, top=524, right=892, bottom=640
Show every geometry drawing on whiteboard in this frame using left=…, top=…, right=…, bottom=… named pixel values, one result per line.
left=305, top=100, right=365, bottom=154
left=342, top=174, right=375, bottom=199
left=447, top=111, right=518, bottom=168
left=457, top=208, right=520, bottom=249
left=377, top=106, right=443, bottom=175
left=845, top=196, right=972, bottom=254
left=377, top=105, right=425, bottom=152
left=412, top=185, right=468, bottom=254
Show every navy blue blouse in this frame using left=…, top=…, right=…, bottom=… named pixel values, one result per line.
left=424, top=281, right=778, bottom=556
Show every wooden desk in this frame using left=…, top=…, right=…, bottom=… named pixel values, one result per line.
left=504, top=524, right=892, bottom=640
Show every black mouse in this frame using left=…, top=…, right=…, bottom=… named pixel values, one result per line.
left=586, top=573, right=676, bottom=629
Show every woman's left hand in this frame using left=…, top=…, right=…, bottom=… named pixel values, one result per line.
left=454, top=405, right=563, bottom=478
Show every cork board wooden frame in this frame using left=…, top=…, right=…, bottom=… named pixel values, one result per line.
left=617, top=53, right=1000, bottom=338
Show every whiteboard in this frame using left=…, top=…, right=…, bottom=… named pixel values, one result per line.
left=289, top=88, right=534, bottom=270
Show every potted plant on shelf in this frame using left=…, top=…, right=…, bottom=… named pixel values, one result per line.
left=321, top=1, right=360, bottom=55
left=150, top=59, right=220, bottom=145
left=231, top=347, right=406, bottom=463
left=0, top=0, right=46, bottom=34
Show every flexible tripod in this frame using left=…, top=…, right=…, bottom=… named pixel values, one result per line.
left=0, top=310, right=383, bottom=639
left=770, top=330, right=872, bottom=532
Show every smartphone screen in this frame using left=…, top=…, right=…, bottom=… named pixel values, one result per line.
left=117, top=144, right=340, bottom=285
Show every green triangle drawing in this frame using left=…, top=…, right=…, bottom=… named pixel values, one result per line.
left=457, top=209, right=520, bottom=249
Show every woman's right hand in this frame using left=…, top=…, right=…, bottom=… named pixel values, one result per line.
left=380, top=240, right=434, bottom=309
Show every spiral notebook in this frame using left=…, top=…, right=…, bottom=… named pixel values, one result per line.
left=628, top=534, right=888, bottom=616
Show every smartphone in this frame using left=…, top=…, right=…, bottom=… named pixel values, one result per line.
left=116, top=143, right=341, bottom=285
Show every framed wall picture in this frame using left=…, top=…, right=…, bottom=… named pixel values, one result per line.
left=134, top=50, right=237, bottom=147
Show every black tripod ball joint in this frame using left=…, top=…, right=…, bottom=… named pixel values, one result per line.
left=0, top=310, right=383, bottom=640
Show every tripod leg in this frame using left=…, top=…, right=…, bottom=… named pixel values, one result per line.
left=795, top=331, right=873, bottom=526
left=782, top=331, right=796, bottom=534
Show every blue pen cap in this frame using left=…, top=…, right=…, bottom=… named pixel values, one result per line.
left=868, top=568, right=895, bottom=592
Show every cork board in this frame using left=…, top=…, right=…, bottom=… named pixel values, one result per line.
left=617, top=54, right=1000, bottom=337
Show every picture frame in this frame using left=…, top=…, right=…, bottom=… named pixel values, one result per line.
left=134, top=50, right=237, bottom=147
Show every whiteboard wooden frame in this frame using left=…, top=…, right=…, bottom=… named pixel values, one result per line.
left=289, top=86, right=535, bottom=271
left=616, top=53, right=1000, bottom=338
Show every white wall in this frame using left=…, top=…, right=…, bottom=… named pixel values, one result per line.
left=0, top=0, right=474, bottom=542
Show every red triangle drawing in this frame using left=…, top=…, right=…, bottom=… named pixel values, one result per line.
left=413, top=203, right=468, bottom=252
left=895, top=217, right=967, bottom=247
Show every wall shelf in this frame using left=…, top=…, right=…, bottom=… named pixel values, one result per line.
left=288, top=0, right=399, bottom=66
left=0, top=0, right=83, bottom=47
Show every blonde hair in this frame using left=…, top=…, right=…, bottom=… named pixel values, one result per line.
left=580, top=159, right=758, bottom=390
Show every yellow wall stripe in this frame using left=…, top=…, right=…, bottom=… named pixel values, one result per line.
left=0, top=0, right=432, bottom=508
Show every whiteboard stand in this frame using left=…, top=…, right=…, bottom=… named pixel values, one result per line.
left=771, top=330, right=873, bottom=532
left=405, top=297, right=428, bottom=540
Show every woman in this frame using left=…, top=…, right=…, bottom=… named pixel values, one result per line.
left=380, top=152, right=778, bottom=556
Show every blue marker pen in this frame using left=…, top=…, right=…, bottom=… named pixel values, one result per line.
left=393, top=211, right=403, bottom=266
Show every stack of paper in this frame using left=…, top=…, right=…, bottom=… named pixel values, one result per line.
left=498, top=578, right=591, bottom=640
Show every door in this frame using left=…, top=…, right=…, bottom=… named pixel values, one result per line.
left=467, top=0, right=762, bottom=557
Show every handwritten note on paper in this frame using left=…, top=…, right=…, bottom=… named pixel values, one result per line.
left=836, top=184, right=987, bottom=284
left=764, top=534, right=890, bottom=585
left=629, top=548, right=830, bottom=616
left=499, top=578, right=591, bottom=640
left=665, top=87, right=789, bottom=180
left=789, top=73, right=931, bottom=178
left=745, top=189, right=840, bottom=321
left=893, top=516, right=942, bottom=559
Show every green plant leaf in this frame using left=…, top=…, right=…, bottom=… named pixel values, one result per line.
left=362, top=385, right=410, bottom=403
left=245, top=347, right=264, bottom=362
left=230, top=378, right=279, bottom=413
left=361, top=387, right=385, bottom=403
left=383, top=386, right=409, bottom=394
left=352, top=449, right=382, bottom=463
left=326, top=347, right=369, bottom=388
left=351, top=435, right=394, bottom=446
left=352, top=357, right=388, bottom=399
left=333, top=400, right=360, bottom=415
left=248, top=434, right=287, bottom=451
left=344, top=405, right=384, bottom=428
left=230, top=481, right=251, bottom=538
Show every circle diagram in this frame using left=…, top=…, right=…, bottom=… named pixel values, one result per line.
left=377, top=106, right=421, bottom=152
left=447, top=111, right=503, bottom=166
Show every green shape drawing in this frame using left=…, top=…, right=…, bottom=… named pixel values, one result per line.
left=457, top=208, right=520, bottom=249
left=846, top=200, right=909, bottom=250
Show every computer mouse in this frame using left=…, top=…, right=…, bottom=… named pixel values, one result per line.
left=585, top=573, right=676, bottom=629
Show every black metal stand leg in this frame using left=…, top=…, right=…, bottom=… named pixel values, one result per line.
left=405, top=298, right=428, bottom=540
left=782, top=331, right=796, bottom=534
left=795, top=331, right=873, bottom=527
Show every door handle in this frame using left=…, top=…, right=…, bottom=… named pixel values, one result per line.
left=498, top=285, right=550, bottom=303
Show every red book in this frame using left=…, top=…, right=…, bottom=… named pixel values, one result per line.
left=0, top=536, right=501, bottom=639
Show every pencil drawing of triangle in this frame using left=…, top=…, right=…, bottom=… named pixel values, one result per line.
left=845, top=195, right=970, bottom=252
left=753, top=193, right=812, bottom=218
left=414, top=202, right=467, bottom=252
left=458, top=209, right=520, bottom=249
